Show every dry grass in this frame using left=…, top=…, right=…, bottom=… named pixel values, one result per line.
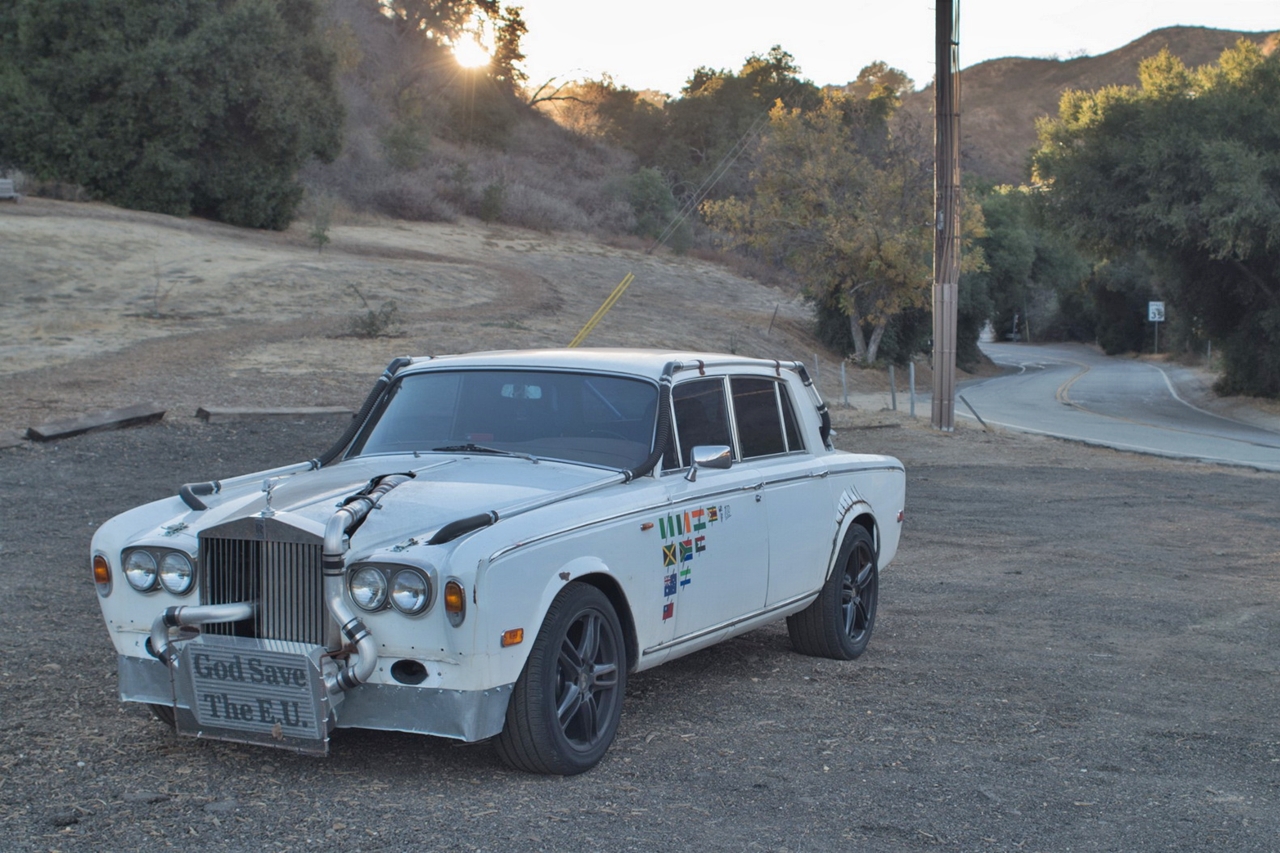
left=0, top=198, right=885, bottom=435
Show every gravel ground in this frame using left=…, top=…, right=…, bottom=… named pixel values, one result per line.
left=1, top=412, right=1277, bottom=852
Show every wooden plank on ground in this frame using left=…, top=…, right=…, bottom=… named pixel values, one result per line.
left=195, top=406, right=355, bottom=424
left=0, top=430, right=27, bottom=450
left=27, top=403, right=166, bottom=442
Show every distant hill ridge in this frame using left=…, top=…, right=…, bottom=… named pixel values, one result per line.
left=904, top=26, right=1278, bottom=185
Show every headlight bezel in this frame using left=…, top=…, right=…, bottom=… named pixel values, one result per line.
left=347, top=563, right=435, bottom=615
left=123, top=547, right=197, bottom=595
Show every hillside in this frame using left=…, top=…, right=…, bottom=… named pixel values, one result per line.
left=904, top=26, right=1277, bottom=185
left=0, top=199, right=906, bottom=438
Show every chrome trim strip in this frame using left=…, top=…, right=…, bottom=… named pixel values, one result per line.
left=824, top=463, right=906, bottom=476
left=641, top=591, right=818, bottom=656
left=485, top=480, right=762, bottom=564
left=759, top=470, right=830, bottom=488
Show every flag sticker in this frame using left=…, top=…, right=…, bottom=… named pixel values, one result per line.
left=653, top=503, right=728, bottom=568
left=662, top=602, right=674, bottom=621
left=679, top=567, right=692, bottom=588
left=663, top=573, right=677, bottom=596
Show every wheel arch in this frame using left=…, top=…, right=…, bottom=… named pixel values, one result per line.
left=851, top=512, right=878, bottom=556
left=825, top=507, right=879, bottom=582
left=573, top=572, right=639, bottom=676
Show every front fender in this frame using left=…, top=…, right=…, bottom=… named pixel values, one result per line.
left=477, top=553, right=622, bottom=687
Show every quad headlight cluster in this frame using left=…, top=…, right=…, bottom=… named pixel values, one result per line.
left=347, top=563, right=434, bottom=615
left=122, top=547, right=196, bottom=595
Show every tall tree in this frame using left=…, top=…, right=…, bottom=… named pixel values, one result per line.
left=0, top=0, right=344, bottom=229
left=705, top=84, right=983, bottom=364
left=1034, top=40, right=1280, bottom=396
left=657, top=47, right=822, bottom=205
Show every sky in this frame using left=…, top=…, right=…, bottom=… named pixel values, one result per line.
left=517, top=1, right=1278, bottom=95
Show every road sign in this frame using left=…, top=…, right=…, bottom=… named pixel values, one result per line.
left=1148, top=301, right=1165, bottom=322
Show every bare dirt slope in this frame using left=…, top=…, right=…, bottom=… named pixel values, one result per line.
left=1, top=199, right=875, bottom=436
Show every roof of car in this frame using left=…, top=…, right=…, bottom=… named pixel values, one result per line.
left=397, top=348, right=807, bottom=379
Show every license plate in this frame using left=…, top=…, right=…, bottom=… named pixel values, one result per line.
left=170, top=636, right=334, bottom=755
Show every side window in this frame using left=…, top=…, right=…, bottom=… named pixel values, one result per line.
left=730, top=377, right=786, bottom=458
left=671, top=378, right=732, bottom=468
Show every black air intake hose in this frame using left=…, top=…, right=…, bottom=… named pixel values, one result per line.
left=313, top=357, right=413, bottom=468
left=179, top=480, right=221, bottom=511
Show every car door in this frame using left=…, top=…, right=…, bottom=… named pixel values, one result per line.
left=727, top=376, right=833, bottom=606
left=660, top=376, right=769, bottom=641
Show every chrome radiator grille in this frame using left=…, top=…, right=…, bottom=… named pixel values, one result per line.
left=199, top=520, right=330, bottom=647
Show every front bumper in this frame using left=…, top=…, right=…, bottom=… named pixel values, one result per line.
left=119, top=653, right=512, bottom=744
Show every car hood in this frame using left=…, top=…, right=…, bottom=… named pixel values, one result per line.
left=179, top=454, right=618, bottom=550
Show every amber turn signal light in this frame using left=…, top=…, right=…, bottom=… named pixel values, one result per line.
left=443, top=580, right=466, bottom=627
left=500, top=628, right=524, bottom=647
left=93, top=554, right=111, bottom=585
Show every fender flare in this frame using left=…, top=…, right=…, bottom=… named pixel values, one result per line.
left=825, top=500, right=878, bottom=583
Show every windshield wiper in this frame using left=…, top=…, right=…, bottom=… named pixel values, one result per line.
left=431, top=443, right=537, bottom=462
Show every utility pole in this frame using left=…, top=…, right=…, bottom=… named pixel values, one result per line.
left=932, top=0, right=961, bottom=431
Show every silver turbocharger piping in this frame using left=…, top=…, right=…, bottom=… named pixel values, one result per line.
left=321, top=474, right=413, bottom=695
left=150, top=602, right=256, bottom=668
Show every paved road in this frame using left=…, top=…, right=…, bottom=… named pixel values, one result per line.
left=957, top=342, right=1280, bottom=471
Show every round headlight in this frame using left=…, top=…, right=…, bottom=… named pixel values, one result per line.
left=124, top=550, right=158, bottom=592
left=390, top=569, right=430, bottom=614
left=349, top=566, right=388, bottom=611
left=158, top=551, right=195, bottom=595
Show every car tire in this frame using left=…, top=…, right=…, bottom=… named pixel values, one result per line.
left=148, top=703, right=177, bottom=729
left=495, top=582, right=627, bottom=775
left=787, top=524, right=878, bottom=660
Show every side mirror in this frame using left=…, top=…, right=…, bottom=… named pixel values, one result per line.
left=685, top=445, right=732, bottom=482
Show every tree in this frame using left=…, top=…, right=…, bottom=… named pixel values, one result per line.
left=379, top=0, right=529, bottom=146
left=965, top=186, right=1089, bottom=345
left=0, top=0, right=344, bottom=229
left=1033, top=40, right=1280, bottom=396
left=705, top=83, right=983, bottom=365
left=657, top=47, right=823, bottom=206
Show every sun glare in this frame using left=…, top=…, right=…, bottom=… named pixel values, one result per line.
left=453, top=37, right=490, bottom=69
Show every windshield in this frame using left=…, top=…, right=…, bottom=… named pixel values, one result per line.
left=350, top=369, right=659, bottom=470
